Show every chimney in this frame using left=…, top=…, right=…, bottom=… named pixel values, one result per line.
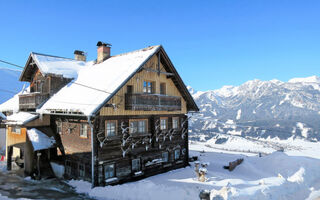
left=74, top=50, right=86, bottom=61
left=97, top=41, right=111, bottom=63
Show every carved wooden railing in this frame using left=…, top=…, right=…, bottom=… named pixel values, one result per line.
left=125, top=93, right=181, bottom=111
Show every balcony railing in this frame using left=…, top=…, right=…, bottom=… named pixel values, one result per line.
left=19, top=93, right=49, bottom=111
left=125, top=93, right=181, bottom=111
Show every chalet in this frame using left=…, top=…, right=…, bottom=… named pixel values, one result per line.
left=5, top=42, right=199, bottom=186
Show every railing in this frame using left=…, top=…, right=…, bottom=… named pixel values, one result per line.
left=125, top=93, right=181, bottom=111
left=19, top=93, right=49, bottom=110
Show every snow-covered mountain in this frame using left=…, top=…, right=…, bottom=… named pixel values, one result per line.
left=189, top=75, right=320, bottom=142
left=0, top=68, right=24, bottom=104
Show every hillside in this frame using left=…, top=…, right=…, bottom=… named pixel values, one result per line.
left=0, top=68, right=25, bottom=104
left=189, top=76, right=320, bottom=142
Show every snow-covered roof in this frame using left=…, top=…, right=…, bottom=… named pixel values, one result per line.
left=27, top=128, right=56, bottom=151
left=38, top=45, right=161, bottom=116
left=6, top=112, right=38, bottom=125
left=31, top=53, right=87, bottom=79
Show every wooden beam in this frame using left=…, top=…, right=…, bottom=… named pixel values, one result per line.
left=142, top=67, right=174, bottom=76
left=157, top=52, right=161, bottom=76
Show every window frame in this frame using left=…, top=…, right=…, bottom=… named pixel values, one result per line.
left=132, top=158, right=141, bottom=172
left=129, top=119, right=148, bottom=135
left=104, top=163, right=115, bottom=179
left=105, top=120, right=117, bottom=137
left=65, top=160, right=72, bottom=175
left=160, top=82, right=166, bottom=95
left=160, top=117, right=168, bottom=130
left=174, top=149, right=181, bottom=160
left=162, top=152, right=169, bottom=163
left=11, top=126, right=21, bottom=134
left=56, top=121, right=62, bottom=135
left=78, top=163, right=85, bottom=178
left=172, top=117, right=179, bottom=129
left=143, top=81, right=154, bottom=94
left=80, top=124, right=88, bottom=138
left=127, top=85, right=133, bottom=94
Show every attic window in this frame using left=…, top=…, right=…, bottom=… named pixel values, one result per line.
left=143, top=81, right=154, bottom=94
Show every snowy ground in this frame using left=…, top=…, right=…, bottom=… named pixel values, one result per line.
left=68, top=137, right=320, bottom=200
left=1, top=136, right=320, bottom=200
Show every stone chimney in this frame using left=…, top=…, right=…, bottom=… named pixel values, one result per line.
left=74, top=50, right=86, bottom=61
left=97, top=41, right=111, bottom=63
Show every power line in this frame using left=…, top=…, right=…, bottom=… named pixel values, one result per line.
left=0, top=59, right=124, bottom=99
left=0, top=88, right=19, bottom=94
left=0, top=59, right=24, bottom=69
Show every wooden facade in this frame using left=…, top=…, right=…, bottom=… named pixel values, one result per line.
left=7, top=45, right=198, bottom=187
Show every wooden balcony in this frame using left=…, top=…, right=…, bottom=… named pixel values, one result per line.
left=19, top=93, right=49, bottom=111
left=125, top=93, right=181, bottom=111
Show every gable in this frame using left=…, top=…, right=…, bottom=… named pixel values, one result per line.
left=99, top=47, right=199, bottom=115
left=20, top=55, right=40, bottom=82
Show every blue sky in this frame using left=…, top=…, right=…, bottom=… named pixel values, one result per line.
left=0, top=0, right=320, bottom=91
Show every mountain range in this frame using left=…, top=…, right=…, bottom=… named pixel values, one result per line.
left=0, top=68, right=319, bottom=142
left=189, top=75, right=320, bottom=142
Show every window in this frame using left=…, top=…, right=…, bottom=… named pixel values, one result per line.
left=65, top=160, right=71, bottom=175
left=56, top=121, right=62, bottom=134
left=127, top=85, right=133, bottom=94
left=160, top=118, right=168, bottom=130
left=129, top=119, right=147, bottom=134
left=105, top=163, right=115, bottom=179
left=174, top=149, right=180, bottom=160
left=80, top=124, right=88, bottom=138
left=98, top=165, right=104, bottom=185
left=78, top=163, right=85, bottom=178
left=160, top=83, right=166, bottom=95
left=132, top=158, right=141, bottom=172
left=162, top=152, right=169, bottom=163
left=11, top=126, right=21, bottom=134
left=143, top=81, right=154, bottom=94
left=106, top=120, right=117, bottom=137
left=172, top=117, right=179, bottom=129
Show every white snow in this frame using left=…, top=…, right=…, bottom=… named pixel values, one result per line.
left=27, top=128, right=56, bottom=151
left=288, top=75, right=320, bottom=84
left=227, top=130, right=242, bottom=136
left=214, top=85, right=238, bottom=97
left=38, top=45, right=160, bottom=116
left=32, top=53, right=86, bottom=79
left=287, top=167, right=305, bottom=183
left=236, top=109, right=241, bottom=120
left=69, top=144, right=320, bottom=200
left=6, top=112, right=38, bottom=125
left=296, top=122, right=310, bottom=138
